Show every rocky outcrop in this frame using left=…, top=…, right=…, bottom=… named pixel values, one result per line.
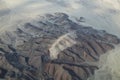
left=0, top=13, right=119, bottom=80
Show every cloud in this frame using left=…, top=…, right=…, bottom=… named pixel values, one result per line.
left=45, top=0, right=82, bottom=9
left=0, top=9, right=10, bottom=17
left=46, top=0, right=70, bottom=7
left=0, top=0, right=120, bottom=37
left=3, top=0, right=28, bottom=8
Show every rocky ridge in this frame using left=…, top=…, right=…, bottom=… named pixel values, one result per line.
left=0, top=13, right=119, bottom=80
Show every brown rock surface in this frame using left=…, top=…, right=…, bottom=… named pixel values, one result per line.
left=0, top=13, right=119, bottom=80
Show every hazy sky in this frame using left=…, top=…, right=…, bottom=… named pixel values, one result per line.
left=1, top=0, right=120, bottom=37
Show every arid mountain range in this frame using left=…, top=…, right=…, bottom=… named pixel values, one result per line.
left=0, top=13, right=119, bottom=80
